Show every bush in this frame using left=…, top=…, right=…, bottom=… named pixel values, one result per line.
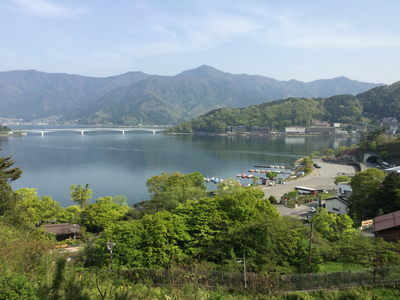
left=268, top=195, right=277, bottom=204
left=0, top=269, right=38, bottom=300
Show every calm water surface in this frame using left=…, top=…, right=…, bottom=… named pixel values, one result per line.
left=1, top=128, right=358, bottom=207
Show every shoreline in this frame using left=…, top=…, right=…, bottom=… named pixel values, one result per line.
left=167, top=132, right=353, bottom=138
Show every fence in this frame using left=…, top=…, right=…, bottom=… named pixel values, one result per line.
left=115, top=265, right=400, bottom=293
left=280, top=265, right=400, bottom=291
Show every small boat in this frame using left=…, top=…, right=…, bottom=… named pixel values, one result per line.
left=249, top=169, right=255, bottom=173
left=255, top=169, right=260, bottom=173
left=260, top=170, right=266, bottom=173
left=241, top=173, right=247, bottom=178
left=204, top=177, right=211, bottom=182
left=211, top=179, right=219, bottom=184
left=236, top=174, right=241, bottom=177
left=247, top=174, right=254, bottom=178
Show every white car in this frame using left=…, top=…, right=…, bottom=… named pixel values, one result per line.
left=309, top=207, right=316, bottom=213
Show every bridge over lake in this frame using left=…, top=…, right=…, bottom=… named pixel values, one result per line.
left=17, top=127, right=165, bottom=136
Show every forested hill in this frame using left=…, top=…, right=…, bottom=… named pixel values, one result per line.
left=0, top=65, right=382, bottom=124
left=75, top=66, right=382, bottom=125
left=165, top=81, right=400, bottom=133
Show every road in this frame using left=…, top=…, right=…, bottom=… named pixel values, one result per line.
left=261, top=159, right=356, bottom=202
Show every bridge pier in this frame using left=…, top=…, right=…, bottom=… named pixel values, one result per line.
left=152, top=130, right=155, bottom=134
left=41, top=132, right=44, bottom=136
left=122, top=131, right=125, bottom=135
left=81, top=131, right=84, bottom=135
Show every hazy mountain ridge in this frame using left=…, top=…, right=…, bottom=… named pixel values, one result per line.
left=0, top=70, right=153, bottom=119
left=0, top=65, right=383, bottom=124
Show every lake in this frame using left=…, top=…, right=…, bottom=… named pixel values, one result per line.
left=0, top=128, right=358, bottom=207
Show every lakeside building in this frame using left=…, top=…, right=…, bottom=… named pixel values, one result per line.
left=285, top=126, right=305, bottom=134
left=226, top=125, right=246, bottom=133
left=335, top=129, right=349, bottom=135
left=250, top=126, right=270, bottom=133
left=307, top=126, right=335, bottom=134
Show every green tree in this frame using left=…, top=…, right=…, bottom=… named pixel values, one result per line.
left=70, top=183, right=92, bottom=209
left=268, top=195, right=276, bottom=204
left=334, top=175, right=351, bottom=185
left=375, top=172, right=400, bottom=215
left=313, top=208, right=354, bottom=242
left=348, top=168, right=385, bottom=220
left=0, top=148, right=22, bottom=216
left=173, top=197, right=226, bottom=253
left=81, top=196, right=129, bottom=233
left=0, top=148, right=23, bottom=183
left=205, top=217, right=315, bottom=274
left=15, top=188, right=61, bottom=225
left=265, top=172, right=277, bottom=180
left=359, top=128, right=386, bottom=151
left=322, top=148, right=334, bottom=157
left=56, top=205, right=81, bottom=223
left=309, top=151, right=320, bottom=159
left=137, top=211, right=190, bottom=267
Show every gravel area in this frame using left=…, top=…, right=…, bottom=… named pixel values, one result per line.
left=261, top=159, right=356, bottom=201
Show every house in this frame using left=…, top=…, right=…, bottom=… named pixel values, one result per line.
left=307, top=126, right=335, bottom=134
left=43, top=223, right=80, bottom=241
left=337, top=182, right=352, bottom=196
left=382, top=117, right=398, bottom=126
left=285, top=126, right=305, bottom=134
left=226, top=125, right=246, bottom=133
left=324, top=195, right=348, bottom=215
left=335, top=130, right=348, bottom=135
left=333, top=123, right=341, bottom=128
left=373, top=211, right=400, bottom=242
left=250, top=126, right=270, bottom=133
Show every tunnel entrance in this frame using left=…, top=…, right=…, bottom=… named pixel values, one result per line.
left=366, top=155, right=378, bottom=164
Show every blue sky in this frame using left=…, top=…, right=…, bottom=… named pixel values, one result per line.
left=1, top=0, right=399, bottom=84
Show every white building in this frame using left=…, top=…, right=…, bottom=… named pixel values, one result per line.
left=335, top=130, right=348, bottom=135
left=324, top=195, right=348, bottom=215
left=338, top=182, right=352, bottom=196
left=333, top=123, right=341, bottom=128
left=285, top=126, right=305, bottom=134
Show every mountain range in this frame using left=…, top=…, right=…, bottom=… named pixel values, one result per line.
left=0, top=65, right=384, bottom=125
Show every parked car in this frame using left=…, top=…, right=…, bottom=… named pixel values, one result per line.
left=277, top=180, right=285, bottom=185
left=314, top=164, right=321, bottom=168
left=309, top=207, right=316, bottom=213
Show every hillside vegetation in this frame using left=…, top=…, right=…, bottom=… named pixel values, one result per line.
left=166, top=81, right=400, bottom=133
left=0, top=66, right=382, bottom=125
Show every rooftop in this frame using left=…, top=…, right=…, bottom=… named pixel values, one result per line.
left=373, top=211, right=400, bottom=233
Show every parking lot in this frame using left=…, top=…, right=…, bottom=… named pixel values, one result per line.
left=261, top=159, right=356, bottom=202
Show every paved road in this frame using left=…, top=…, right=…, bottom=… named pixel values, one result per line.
left=261, top=159, right=356, bottom=201
left=275, top=203, right=316, bottom=220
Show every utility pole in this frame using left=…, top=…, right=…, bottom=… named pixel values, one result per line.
left=308, top=216, right=314, bottom=274
left=243, top=255, right=247, bottom=289
left=87, top=237, right=90, bottom=273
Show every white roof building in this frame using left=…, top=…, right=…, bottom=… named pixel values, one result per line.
left=285, top=126, right=305, bottom=133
